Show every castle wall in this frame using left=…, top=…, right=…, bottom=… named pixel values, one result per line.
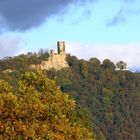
left=31, top=41, right=69, bottom=70
left=40, top=53, right=69, bottom=70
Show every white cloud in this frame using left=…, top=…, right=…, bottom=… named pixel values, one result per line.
left=0, top=36, right=26, bottom=58
left=66, top=42, right=140, bottom=70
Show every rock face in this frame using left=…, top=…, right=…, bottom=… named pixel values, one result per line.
left=2, top=69, right=14, bottom=73
left=40, top=41, right=69, bottom=70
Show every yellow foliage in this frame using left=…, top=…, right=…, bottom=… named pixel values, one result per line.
left=0, top=71, right=95, bottom=140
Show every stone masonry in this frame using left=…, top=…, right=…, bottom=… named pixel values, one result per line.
left=39, top=41, right=69, bottom=70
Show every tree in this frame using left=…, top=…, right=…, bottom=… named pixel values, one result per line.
left=79, top=60, right=89, bottom=78
left=116, top=61, right=127, bottom=70
left=102, top=59, right=115, bottom=70
left=0, top=70, right=94, bottom=140
left=89, top=58, right=101, bottom=68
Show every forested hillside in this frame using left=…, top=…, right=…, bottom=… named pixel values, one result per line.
left=0, top=53, right=140, bottom=140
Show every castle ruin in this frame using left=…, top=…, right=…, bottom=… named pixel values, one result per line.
left=39, top=41, right=69, bottom=70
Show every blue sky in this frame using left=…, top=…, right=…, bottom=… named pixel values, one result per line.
left=0, top=0, right=140, bottom=70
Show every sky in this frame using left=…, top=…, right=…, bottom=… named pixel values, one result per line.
left=0, top=0, right=140, bottom=71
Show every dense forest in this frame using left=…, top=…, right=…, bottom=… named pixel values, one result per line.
left=0, top=51, right=140, bottom=140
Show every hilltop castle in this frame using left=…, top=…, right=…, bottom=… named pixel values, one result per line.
left=38, top=41, right=69, bottom=70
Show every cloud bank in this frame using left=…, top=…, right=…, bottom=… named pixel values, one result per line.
left=0, top=36, right=26, bottom=58
left=66, top=42, right=140, bottom=70
left=0, top=0, right=91, bottom=31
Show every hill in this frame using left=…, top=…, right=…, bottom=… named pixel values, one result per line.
left=0, top=52, right=140, bottom=140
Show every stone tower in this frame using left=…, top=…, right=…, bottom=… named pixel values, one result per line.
left=57, top=41, right=65, bottom=55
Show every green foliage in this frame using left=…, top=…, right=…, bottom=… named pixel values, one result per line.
left=102, top=59, right=115, bottom=70
left=52, top=56, right=140, bottom=140
left=0, top=52, right=140, bottom=140
left=0, top=50, right=49, bottom=72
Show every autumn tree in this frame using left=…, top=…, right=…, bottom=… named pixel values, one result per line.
left=0, top=70, right=94, bottom=140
